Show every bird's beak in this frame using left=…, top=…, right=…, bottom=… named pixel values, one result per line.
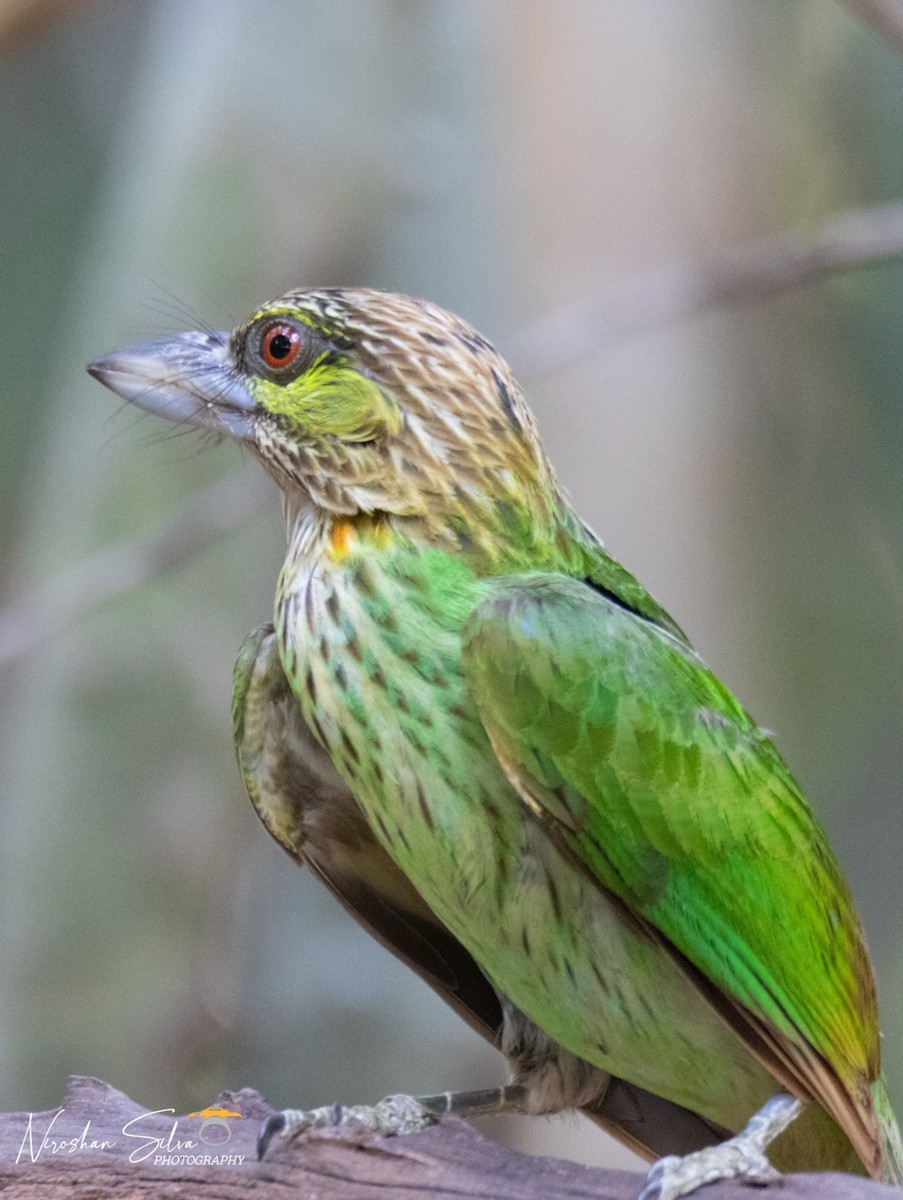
left=87, top=330, right=256, bottom=440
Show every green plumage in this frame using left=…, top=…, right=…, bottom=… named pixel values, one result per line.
left=462, top=573, right=876, bottom=1076
left=88, top=288, right=902, bottom=1187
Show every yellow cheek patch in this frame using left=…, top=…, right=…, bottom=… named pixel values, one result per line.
left=249, top=356, right=402, bottom=444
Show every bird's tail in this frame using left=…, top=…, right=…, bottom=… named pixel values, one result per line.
left=873, top=1075, right=903, bottom=1186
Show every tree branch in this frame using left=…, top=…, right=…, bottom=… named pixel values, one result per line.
left=505, top=201, right=903, bottom=378
left=0, top=471, right=271, bottom=668
left=0, top=1076, right=892, bottom=1200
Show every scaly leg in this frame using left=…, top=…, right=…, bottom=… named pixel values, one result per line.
left=258, top=1084, right=528, bottom=1158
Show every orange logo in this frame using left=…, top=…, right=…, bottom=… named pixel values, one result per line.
left=188, top=1106, right=242, bottom=1119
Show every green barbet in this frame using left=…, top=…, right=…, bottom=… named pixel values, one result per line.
left=89, top=289, right=902, bottom=1197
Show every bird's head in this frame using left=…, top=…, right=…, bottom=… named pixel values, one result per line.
left=89, top=289, right=561, bottom=553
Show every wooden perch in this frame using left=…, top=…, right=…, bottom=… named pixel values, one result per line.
left=0, top=1076, right=896, bottom=1199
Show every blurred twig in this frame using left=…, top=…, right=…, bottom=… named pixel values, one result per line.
left=4, top=200, right=903, bottom=662
left=842, top=0, right=903, bottom=57
left=506, top=201, right=903, bottom=378
left=0, top=471, right=271, bottom=667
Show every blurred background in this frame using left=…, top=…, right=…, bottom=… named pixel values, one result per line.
left=1, top=0, right=902, bottom=1173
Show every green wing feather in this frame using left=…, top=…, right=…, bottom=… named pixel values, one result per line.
left=232, top=621, right=738, bottom=1163
left=461, top=573, right=880, bottom=1130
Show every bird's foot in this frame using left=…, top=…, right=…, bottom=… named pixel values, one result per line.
left=258, top=1085, right=528, bottom=1159
left=637, top=1093, right=802, bottom=1200
left=258, top=1093, right=437, bottom=1157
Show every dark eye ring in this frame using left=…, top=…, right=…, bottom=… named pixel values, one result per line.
left=253, top=319, right=308, bottom=378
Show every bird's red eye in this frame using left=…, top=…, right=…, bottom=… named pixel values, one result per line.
left=260, top=322, right=303, bottom=370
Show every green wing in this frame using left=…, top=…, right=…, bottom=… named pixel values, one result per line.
left=232, top=621, right=735, bottom=1162
left=461, top=574, right=880, bottom=1137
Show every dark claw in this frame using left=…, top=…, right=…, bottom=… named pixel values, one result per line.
left=257, top=1111, right=287, bottom=1160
